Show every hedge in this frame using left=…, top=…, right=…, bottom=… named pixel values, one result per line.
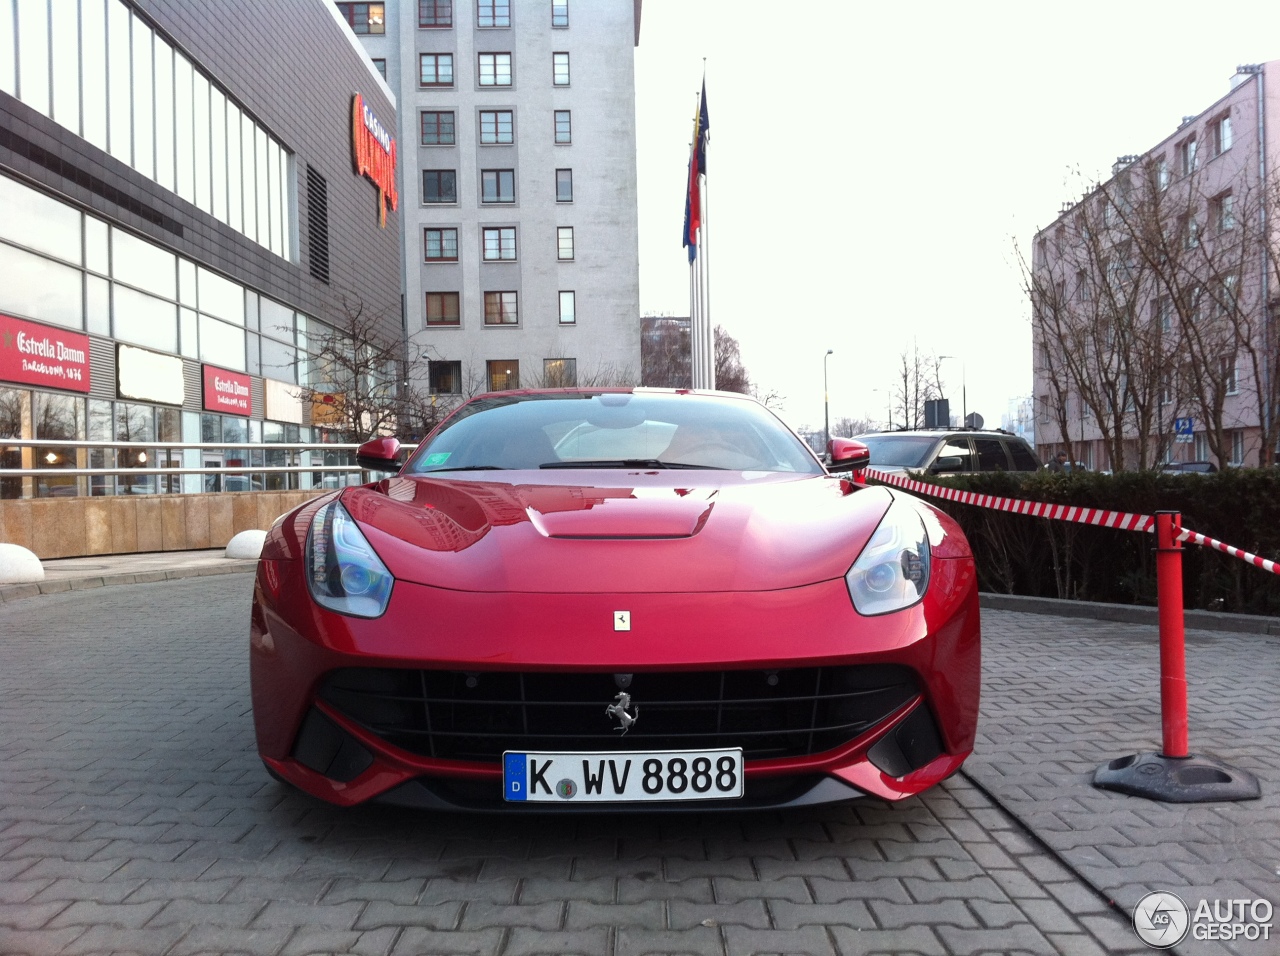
left=886, top=469, right=1280, bottom=615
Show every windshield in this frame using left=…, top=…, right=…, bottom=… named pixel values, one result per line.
left=405, top=392, right=824, bottom=475
left=856, top=434, right=940, bottom=468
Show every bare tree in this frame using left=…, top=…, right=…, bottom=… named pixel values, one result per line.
left=893, top=344, right=942, bottom=429
left=280, top=294, right=436, bottom=444
left=713, top=325, right=751, bottom=394
left=830, top=416, right=875, bottom=438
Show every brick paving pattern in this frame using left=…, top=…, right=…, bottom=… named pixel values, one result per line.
left=0, top=575, right=1272, bottom=954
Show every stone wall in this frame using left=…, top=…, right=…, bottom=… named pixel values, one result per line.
left=0, top=492, right=325, bottom=560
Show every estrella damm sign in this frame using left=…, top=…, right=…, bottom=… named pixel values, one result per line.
left=351, top=93, right=398, bottom=227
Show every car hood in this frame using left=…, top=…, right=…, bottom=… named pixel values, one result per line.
left=338, top=472, right=894, bottom=593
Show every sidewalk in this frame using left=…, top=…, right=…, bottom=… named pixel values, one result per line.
left=0, top=548, right=258, bottom=604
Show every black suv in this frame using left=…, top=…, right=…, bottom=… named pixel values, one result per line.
left=854, top=429, right=1042, bottom=475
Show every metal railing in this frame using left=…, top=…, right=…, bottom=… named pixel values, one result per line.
left=0, top=439, right=417, bottom=498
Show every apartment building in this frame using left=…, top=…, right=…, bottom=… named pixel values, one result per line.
left=1031, top=62, right=1280, bottom=471
left=336, top=0, right=642, bottom=400
left=0, top=0, right=400, bottom=499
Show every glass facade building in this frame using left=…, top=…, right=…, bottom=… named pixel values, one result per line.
left=0, top=0, right=401, bottom=499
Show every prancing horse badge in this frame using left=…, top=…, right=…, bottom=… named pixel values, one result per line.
left=614, top=610, right=631, bottom=631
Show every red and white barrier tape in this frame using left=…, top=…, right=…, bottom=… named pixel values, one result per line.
left=862, top=467, right=1280, bottom=575
left=1174, top=528, right=1280, bottom=576
left=863, top=468, right=1155, bottom=533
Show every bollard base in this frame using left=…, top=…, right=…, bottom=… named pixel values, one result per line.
left=1093, top=751, right=1260, bottom=802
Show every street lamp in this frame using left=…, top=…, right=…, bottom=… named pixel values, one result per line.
left=873, top=387, right=893, bottom=431
left=823, top=349, right=834, bottom=452
left=939, top=355, right=967, bottom=427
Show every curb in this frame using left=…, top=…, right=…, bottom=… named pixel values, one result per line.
left=0, top=560, right=258, bottom=604
left=980, top=591, right=1280, bottom=635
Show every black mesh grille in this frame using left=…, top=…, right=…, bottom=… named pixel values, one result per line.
left=306, top=165, right=330, bottom=283
left=319, top=666, right=919, bottom=763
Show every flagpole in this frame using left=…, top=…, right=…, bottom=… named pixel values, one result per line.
left=688, top=255, right=699, bottom=388
left=700, top=62, right=713, bottom=389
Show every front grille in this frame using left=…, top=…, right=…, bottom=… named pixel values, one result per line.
left=319, top=666, right=919, bottom=763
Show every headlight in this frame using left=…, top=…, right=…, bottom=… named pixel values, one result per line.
left=845, top=498, right=931, bottom=616
left=306, top=500, right=394, bottom=618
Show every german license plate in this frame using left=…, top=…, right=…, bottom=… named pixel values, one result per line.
left=502, top=748, right=744, bottom=803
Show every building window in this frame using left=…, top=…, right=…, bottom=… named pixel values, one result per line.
left=556, top=168, right=573, bottom=202
left=1194, top=432, right=1209, bottom=461
left=558, top=290, right=575, bottom=324
left=484, top=291, right=519, bottom=325
left=422, top=170, right=458, bottom=203
left=553, top=52, right=571, bottom=85
left=1155, top=156, right=1169, bottom=191
left=429, top=360, right=461, bottom=394
left=481, top=169, right=516, bottom=203
left=425, top=228, right=459, bottom=261
left=419, top=0, right=453, bottom=27
left=483, top=227, right=517, bottom=260
left=480, top=110, right=514, bottom=144
left=421, top=111, right=456, bottom=145
left=371, top=58, right=387, bottom=80
left=420, top=53, right=455, bottom=87
left=1230, top=429, right=1244, bottom=465
left=544, top=358, right=576, bottom=387
left=1223, top=356, right=1239, bottom=395
left=1213, top=114, right=1233, bottom=156
left=1177, top=136, right=1197, bottom=176
left=552, top=0, right=569, bottom=27
left=426, top=292, right=461, bottom=326
left=1155, top=295, right=1172, bottom=332
left=478, top=0, right=511, bottom=27
left=479, top=53, right=513, bottom=87
left=1160, top=370, right=1174, bottom=406
left=1212, top=192, right=1235, bottom=232
left=1180, top=215, right=1199, bottom=250
left=557, top=226, right=575, bottom=260
left=337, top=3, right=385, bottom=34
left=487, top=360, right=520, bottom=391
left=554, top=110, right=572, bottom=144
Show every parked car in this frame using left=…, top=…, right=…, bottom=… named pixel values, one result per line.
left=249, top=389, right=981, bottom=811
left=1159, top=461, right=1219, bottom=474
left=855, top=428, right=1042, bottom=476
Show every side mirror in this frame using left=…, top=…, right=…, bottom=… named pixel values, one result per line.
left=356, top=437, right=402, bottom=473
left=930, top=455, right=964, bottom=473
left=827, top=438, right=870, bottom=472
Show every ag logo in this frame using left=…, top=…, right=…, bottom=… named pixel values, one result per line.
left=1133, top=891, right=1189, bottom=948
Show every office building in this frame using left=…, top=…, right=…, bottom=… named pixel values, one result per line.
left=1, top=0, right=400, bottom=500
left=1032, top=62, right=1280, bottom=471
left=337, top=0, right=641, bottom=400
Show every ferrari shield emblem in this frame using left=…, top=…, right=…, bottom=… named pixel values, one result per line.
left=614, top=611, right=631, bottom=631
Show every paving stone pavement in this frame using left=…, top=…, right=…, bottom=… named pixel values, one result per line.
left=0, top=575, right=1272, bottom=955
left=965, top=611, right=1280, bottom=956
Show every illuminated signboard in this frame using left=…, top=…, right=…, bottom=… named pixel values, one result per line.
left=202, top=364, right=252, bottom=415
left=0, top=313, right=91, bottom=393
left=352, top=93, right=398, bottom=227
left=118, top=344, right=185, bottom=405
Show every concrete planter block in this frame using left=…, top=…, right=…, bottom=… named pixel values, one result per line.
left=225, top=530, right=268, bottom=559
left=0, top=543, right=45, bottom=583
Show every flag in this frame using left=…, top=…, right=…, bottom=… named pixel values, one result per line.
left=682, top=80, right=710, bottom=264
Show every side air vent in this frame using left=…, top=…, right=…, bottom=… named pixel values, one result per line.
left=306, top=165, right=330, bottom=284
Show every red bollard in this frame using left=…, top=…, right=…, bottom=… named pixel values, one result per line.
left=1092, top=511, right=1259, bottom=801
left=1155, top=511, right=1189, bottom=759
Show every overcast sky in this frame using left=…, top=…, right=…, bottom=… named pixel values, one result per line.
left=631, top=0, right=1280, bottom=434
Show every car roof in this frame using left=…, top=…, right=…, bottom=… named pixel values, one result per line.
left=857, top=428, right=1029, bottom=441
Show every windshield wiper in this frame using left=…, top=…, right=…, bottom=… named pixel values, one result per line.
left=423, top=465, right=510, bottom=472
left=539, top=459, right=726, bottom=470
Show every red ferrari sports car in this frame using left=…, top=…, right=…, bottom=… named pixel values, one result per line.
left=250, top=389, right=979, bottom=810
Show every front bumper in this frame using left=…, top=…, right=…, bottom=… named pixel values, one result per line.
left=250, top=556, right=979, bottom=810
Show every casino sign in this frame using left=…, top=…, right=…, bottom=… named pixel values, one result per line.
left=351, top=93, right=398, bottom=227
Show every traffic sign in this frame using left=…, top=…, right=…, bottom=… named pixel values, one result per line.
left=1174, top=417, right=1194, bottom=444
